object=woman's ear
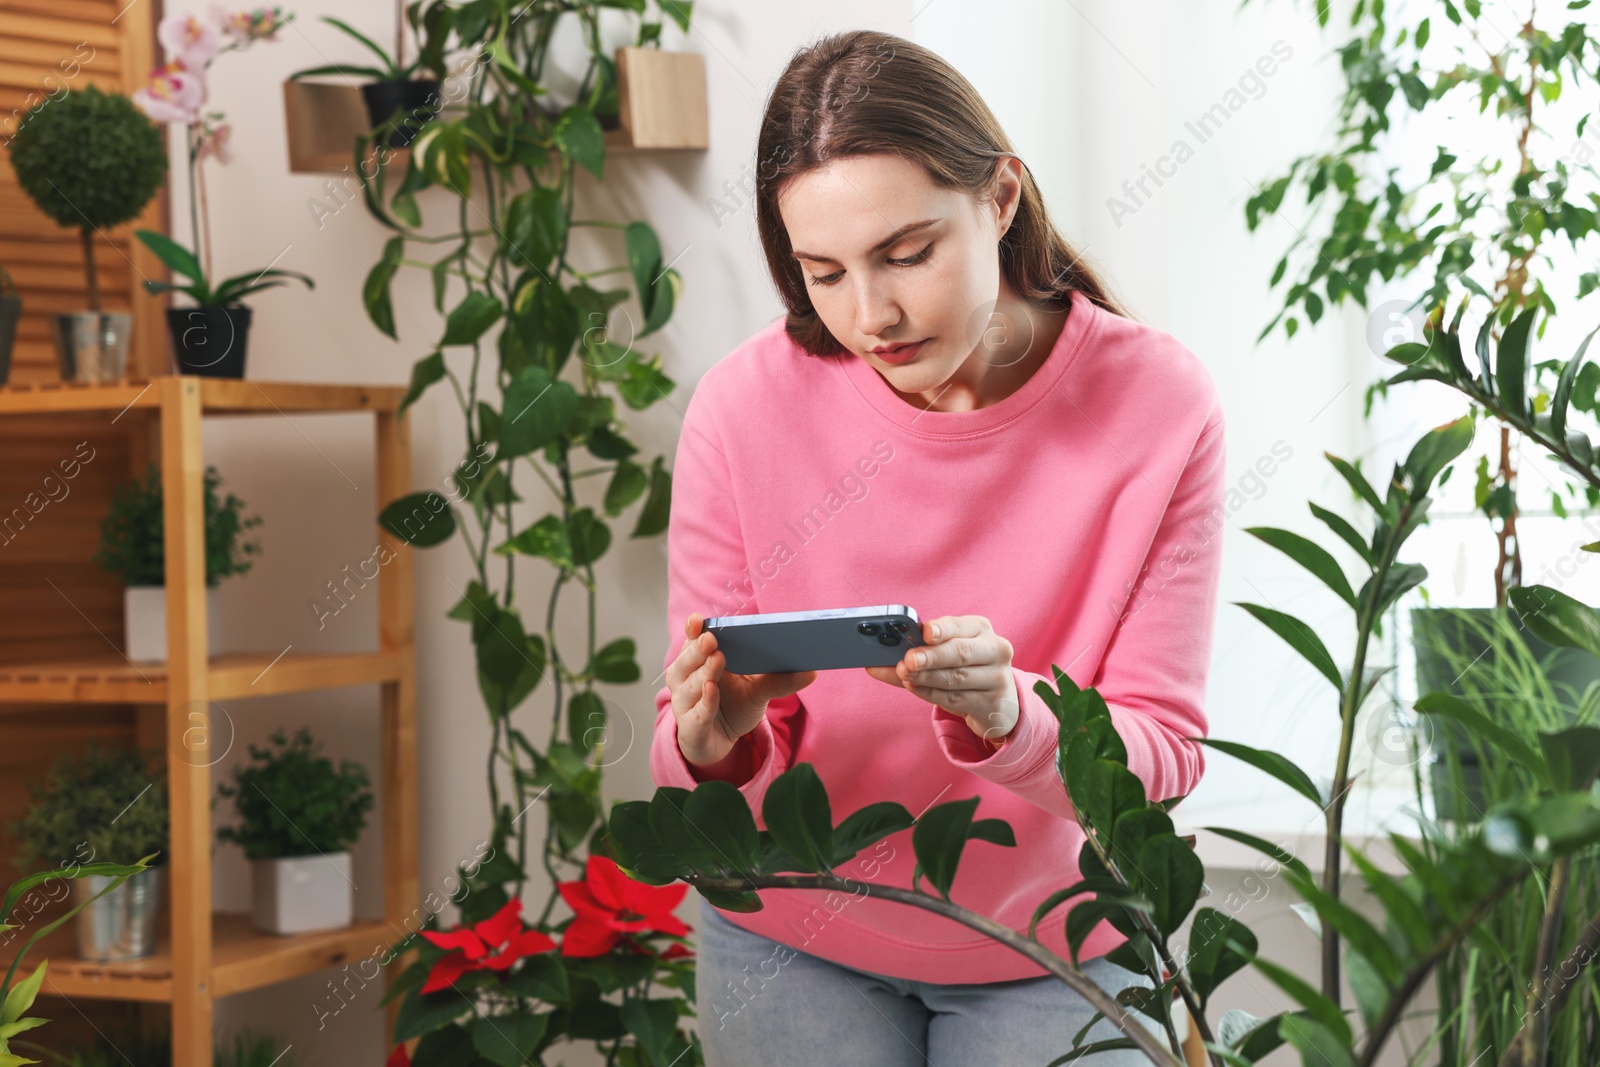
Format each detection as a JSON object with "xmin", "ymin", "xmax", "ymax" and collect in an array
[{"xmin": 992, "ymin": 155, "xmax": 1024, "ymax": 239}]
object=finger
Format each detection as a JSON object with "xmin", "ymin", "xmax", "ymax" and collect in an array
[
  {"xmin": 905, "ymin": 662, "xmax": 1009, "ymax": 695},
  {"xmin": 863, "ymin": 665, "xmax": 905, "ymax": 687}
]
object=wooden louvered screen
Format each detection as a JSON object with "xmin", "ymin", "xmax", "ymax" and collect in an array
[{"xmin": 1, "ymin": 0, "xmax": 167, "ymax": 382}]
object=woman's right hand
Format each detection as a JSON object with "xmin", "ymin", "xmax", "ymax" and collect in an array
[{"xmin": 667, "ymin": 612, "xmax": 818, "ymax": 768}]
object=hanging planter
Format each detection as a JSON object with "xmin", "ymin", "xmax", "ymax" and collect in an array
[{"xmin": 287, "ymin": 14, "xmax": 447, "ymax": 160}]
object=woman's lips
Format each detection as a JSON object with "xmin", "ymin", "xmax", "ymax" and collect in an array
[{"xmin": 873, "ymin": 339, "xmax": 927, "ymax": 364}]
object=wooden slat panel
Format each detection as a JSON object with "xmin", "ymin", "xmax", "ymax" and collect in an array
[
  {"xmin": 0, "ymin": 12, "xmax": 121, "ymax": 50},
  {"xmin": 0, "ymin": 0, "xmax": 122, "ymax": 24}
]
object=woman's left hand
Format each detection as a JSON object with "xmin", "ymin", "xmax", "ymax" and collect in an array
[{"xmin": 864, "ymin": 614, "xmax": 1019, "ymax": 748}]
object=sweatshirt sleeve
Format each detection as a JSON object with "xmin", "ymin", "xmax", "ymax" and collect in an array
[
  {"xmin": 929, "ymin": 411, "xmax": 1228, "ymax": 818},
  {"xmin": 648, "ymin": 384, "xmax": 805, "ymax": 820}
]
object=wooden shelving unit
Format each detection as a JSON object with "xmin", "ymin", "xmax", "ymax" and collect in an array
[{"xmin": 0, "ymin": 377, "xmax": 417, "ymax": 1067}]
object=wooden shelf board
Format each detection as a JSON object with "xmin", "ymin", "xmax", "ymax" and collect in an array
[
  {"xmin": 37, "ymin": 912, "xmax": 393, "ymax": 1002},
  {"xmin": 0, "ymin": 378, "xmax": 403, "ymax": 416},
  {"xmin": 0, "ymin": 650, "xmax": 405, "ymax": 703}
]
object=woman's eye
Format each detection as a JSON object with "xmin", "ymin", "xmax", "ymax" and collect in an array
[{"xmin": 806, "ymin": 246, "xmax": 931, "ymax": 288}]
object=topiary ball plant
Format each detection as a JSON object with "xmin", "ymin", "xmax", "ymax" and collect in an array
[
  {"xmin": 9, "ymin": 743, "xmax": 169, "ymax": 869},
  {"xmin": 217, "ymin": 728, "xmax": 374, "ymax": 860},
  {"xmin": 6, "ymin": 84, "xmax": 167, "ymax": 311},
  {"xmin": 94, "ymin": 463, "xmax": 263, "ymax": 588}
]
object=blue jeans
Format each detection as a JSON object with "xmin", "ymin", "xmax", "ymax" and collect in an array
[{"xmin": 693, "ymin": 897, "xmax": 1163, "ymax": 1066}]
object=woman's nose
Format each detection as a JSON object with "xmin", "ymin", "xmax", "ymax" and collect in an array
[{"xmin": 853, "ymin": 276, "xmax": 901, "ymax": 339}]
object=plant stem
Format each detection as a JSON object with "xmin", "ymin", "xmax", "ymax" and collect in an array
[
  {"xmin": 686, "ymin": 873, "xmax": 1186, "ymax": 1067},
  {"xmin": 80, "ymin": 227, "xmax": 99, "ymax": 313},
  {"xmin": 1500, "ymin": 856, "xmax": 1572, "ymax": 1067}
]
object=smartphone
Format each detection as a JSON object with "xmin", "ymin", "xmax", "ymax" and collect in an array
[{"xmin": 703, "ymin": 605, "xmax": 925, "ymax": 675}]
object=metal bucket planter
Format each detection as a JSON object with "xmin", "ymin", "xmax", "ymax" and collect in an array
[
  {"xmin": 53, "ymin": 311, "xmax": 132, "ymax": 382},
  {"xmin": 73, "ymin": 864, "xmax": 163, "ymax": 962}
]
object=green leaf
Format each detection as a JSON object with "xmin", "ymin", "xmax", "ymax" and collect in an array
[
  {"xmin": 830, "ymin": 801, "xmax": 914, "ymax": 865},
  {"xmin": 1414, "ymin": 692, "xmax": 1546, "ymax": 783},
  {"xmin": 1, "ymin": 961, "xmax": 45, "ymax": 1026},
  {"xmin": 364, "ymin": 236, "xmax": 404, "ymax": 339},
  {"xmin": 320, "ymin": 15, "xmax": 402, "ymax": 77},
  {"xmin": 1197, "ymin": 740, "xmax": 1322, "ymax": 806},
  {"xmin": 1236, "ymin": 603, "xmax": 1344, "ymax": 690},
  {"xmin": 1496, "ymin": 304, "xmax": 1539, "ymax": 418},
  {"xmin": 631, "ymin": 457, "xmax": 671, "ymax": 538},
  {"xmin": 625, "ymin": 222, "xmax": 678, "ymax": 336},
  {"xmin": 442, "ymin": 291, "xmax": 503, "ymax": 346},
  {"xmin": 503, "ymin": 186, "xmax": 567, "ymax": 276},
  {"xmin": 471, "ymin": 1013, "xmax": 547, "ymax": 1067},
  {"xmin": 1245, "ymin": 527, "xmax": 1357, "ymax": 608},
  {"xmin": 1186, "ymin": 908, "xmax": 1258, "ymax": 1003},
  {"xmin": 568, "ymin": 507, "xmax": 611, "ymax": 567},
  {"xmin": 1279, "ymin": 1016, "xmax": 1354, "ymax": 1067},
  {"xmin": 1140, "ymin": 834, "xmax": 1204, "ymax": 936},
  {"xmin": 1199, "ymin": 827, "xmax": 1311, "ymax": 880},
  {"xmin": 620, "ymin": 997, "xmax": 678, "ymax": 1066},
  {"xmin": 401, "ymin": 351, "xmax": 445, "ymax": 412},
  {"xmin": 569, "ymin": 690, "xmax": 607, "ymax": 754},
  {"xmin": 1402, "ymin": 415, "xmax": 1474, "ymax": 500},
  {"xmin": 912, "ymin": 797, "xmax": 980, "ymax": 901},
  {"xmin": 605, "ymin": 800, "xmax": 690, "ymax": 885},
  {"xmin": 135, "ymin": 229, "xmax": 206, "ymax": 285},
  {"xmin": 685, "ymin": 781, "xmax": 761, "ymax": 874},
  {"xmin": 1552, "ymin": 324, "xmax": 1600, "ymax": 441},
  {"xmin": 379, "ymin": 491, "xmax": 457, "ymax": 547},
  {"xmin": 394, "ymin": 988, "xmax": 470, "ymax": 1041},
  {"xmin": 762, "ymin": 764, "xmax": 834, "ymax": 872},
  {"xmin": 557, "ymin": 105, "xmax": 606, "ymax": 179},
  {"xmin": 1539, "ymin": 725, "xmax": 1600, "ymax": 792},
  {"xmin": 500, "ymin": 366, "xmax": 580, "ymax": 458},
  {"xmin": 591, "ymin": 637, "xmax": 639, "ymax": 683},
  {"xmin": 1252, "ymin": 956, "xmax": 1351, "ymax": 1044},
  {"xmin": 497, "ymin": 515, "xmax": 572, "ymax": 568},
  {"xmin": 603, "ymin": 460, "xmax": 648, "ymax": 516},
  {"xmin": 1510, "ymin": 583, "xmax": 1600, "ymax": 663}
]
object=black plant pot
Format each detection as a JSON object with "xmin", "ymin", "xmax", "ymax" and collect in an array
[
  {"xmin": 167, "ymin": 305, "xmax": 251, "ymax": 379},
  {"xmin": 361, "ymin": 79, "xmax": 442, "ymax": 148},
  {"xmin": 1411, "ymin": 605, "xmax": 1598, "ymax": 822},
  {"xmin": 0, "ymin": 293, "xmax": 20, "ymax": 386}
]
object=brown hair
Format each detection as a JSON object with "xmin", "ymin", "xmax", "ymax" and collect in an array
[{"xmin": 754, "ymin": 30, "xmax": 1133, "ymax": 358}]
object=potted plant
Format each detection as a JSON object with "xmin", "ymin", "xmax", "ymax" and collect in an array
[
  {"xmin": 132, "ymin": 8, "xmax": 313, "ymax": 379},
  {"xmin": 93, "ymin": 463, "xmax": 263, "ymax": 663},
  {"xmin": 289, "ymin": 10, "xmax": 448, "ymax": 149},
  {"xmin": 4, "ymin": 85, "xmax": 166, "ymax": 383},
  {"xmin": 9, "ymin": 744, "xmax": 168, "ymax": 962},
  {"xmin": 217, "ymin": 728, "xmax": 374, "ymax": 935},
  {"xmin": 0, "ymin": 265, "xmax": 20, "ymax": 386}
]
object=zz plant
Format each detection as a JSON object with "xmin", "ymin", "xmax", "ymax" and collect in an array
[{"xmin": 361, "ymin": 1, "xmax": 693, "ymax": 1063}]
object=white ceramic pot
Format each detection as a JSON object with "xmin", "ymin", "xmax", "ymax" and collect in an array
[
  {"xmin": 123, "ymin": 586, "xmax": 223, "ymax": 663},
  {"xmin": 252, "ymin": 852, "xmax": 353, "ymax": 935}
]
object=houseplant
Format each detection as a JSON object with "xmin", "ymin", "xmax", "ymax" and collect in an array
[
  {"xmin": 132, "ymin": 7, "xmax": 313, "ymax": 378},
  {"xmin": 0, "ymin": 856, "xmax": 153, "ymax": 1065},
  {"xmin": 0, "ymin": 264, "xmax": 19, "ymax": 386},
  {"xmin": 349, "ymin": 0, "xmax": 698, "ymax": 1061},
  {"xmin": 289, "ymin": 11, "xmax": 449, "ymax": 149},
  {"xmin": 9, "ymin": 744, "xmax": 168, "ymax": 963},
  {"xmin": 217, "ymin": 727, "xmax": 374, "ymax": 935},
  {"xmin": 4, "ymin": 84, "xmax": 166, "ymax": 382},
  {"xmin": 93, "ymin": 462, "xmax": 263, "ymax": 663}
]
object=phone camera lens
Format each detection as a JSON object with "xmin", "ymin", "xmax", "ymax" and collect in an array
[
  {"xmin": 857, "ymin": 622, "xmax": 881, "ymax": 636},
  {"xmin": 888, "ymin": 620, "xmax": 908, "ymax": 633},
  {"xmin": 878, "ymin": 632, "xmax": 901, "ymax": 646}
]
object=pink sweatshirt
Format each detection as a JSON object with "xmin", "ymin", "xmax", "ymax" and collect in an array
[{"xmin": 649, "ymin": 288, "xmax": 1226, "ymax": 982}]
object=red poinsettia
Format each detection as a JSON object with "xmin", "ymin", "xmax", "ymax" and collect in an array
[
  {"xmin": 386, "ymin": 1044, "xmax": 410, "ymax": 1067},
  {"xmin": 557, "ymin": 854, "xmax": 693, "ymax": 957},
  {"xmin": 418, "ymin": 898, "xmax": 557, "ymax": 993}
]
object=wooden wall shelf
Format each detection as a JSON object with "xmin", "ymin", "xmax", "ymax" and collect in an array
[
  {"xmin": 0, "ymin": 376, "xmax": 418, "ymax": 1066},
  {"xmin": 38, "ymin": 913, "xmax": 393, "ymax": 1003}
]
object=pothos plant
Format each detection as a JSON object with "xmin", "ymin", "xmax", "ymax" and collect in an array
[
  {"xmin": 605, "ymin": 414, "xmax": 1600, "ymax": 1067},
  {"xmin": 360, "ymin": 1, "xmax": 697, "ymax": 1064},
  {"xmin": 1241, "ymin": 0, "xmax": 1600, "ymax": 607}
]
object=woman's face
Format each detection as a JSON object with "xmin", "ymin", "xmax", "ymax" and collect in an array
[{"xmin": 778, "ymin": 153, "xmax": 1023, "ymax": 397}]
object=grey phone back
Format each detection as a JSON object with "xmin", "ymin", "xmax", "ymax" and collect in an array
[{"xmin": 704, "ymin": 605, "xmax": 924, "ymax": 674}]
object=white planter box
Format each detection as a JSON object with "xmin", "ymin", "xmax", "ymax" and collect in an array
[
  {"xmin": 252, "ymin": 852, "xmax": 354, "ymax": 935},
  {"xmin": 123, "ymin": 586, "xmax": 223, "ymax": 663}
]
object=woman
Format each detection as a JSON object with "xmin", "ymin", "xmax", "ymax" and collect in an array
[{"xmin": 649, "ymin": 28, "xmax": 1226, "ymax": 1065}]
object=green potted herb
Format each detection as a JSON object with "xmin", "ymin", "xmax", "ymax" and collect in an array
[
  {"xmin": 0, "ymin": 265, "xmax": 20, "ymax": 386},
  {"xmin": 289, "ymin": 11, "xmax": 449, "ymax": 148},
  {"xmin": 217, "ymin": 728, "xmax": 374, "ymax": 935},
  {"xmin": 9, "ymin": 744, "xmax": 168, "ymax": 962},
  {"xmin": 94, "ymin": 463, "xmax": 263, "ymax": 663},
  {"xmin": 5, "ymin": 85, "xmax": 166, "ymax": 382}
]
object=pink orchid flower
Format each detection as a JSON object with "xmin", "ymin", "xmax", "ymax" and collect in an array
[
  {"xmin": 212, "ymin": 5, "xmax": 289, "ymax": 43},
  {"xmin": 132, "ymin": 63, "xmax": 206, "ymax": 125},
  {"xmin": 158, "ymin": 13, "xmax": 223, "ymax": 70}
]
